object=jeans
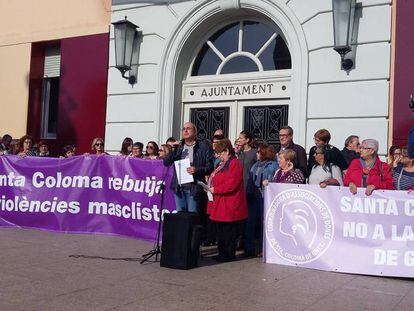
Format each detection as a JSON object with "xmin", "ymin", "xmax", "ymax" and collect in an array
[
  {"xmin": 245, "ymin": 191, "xmax": 264, "ymax": 254},
  {"xmin": 174, "ymin": 189, "xmax": 198, "ymax": 213}
]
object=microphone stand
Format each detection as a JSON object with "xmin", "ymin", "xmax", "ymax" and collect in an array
[{"xmin": 140, "ymin": 163, "xmax": 170, "ymax": 264}]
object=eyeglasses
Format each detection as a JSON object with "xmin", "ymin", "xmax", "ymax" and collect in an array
[
  {"xmin": 182, "ymin": 127, "xmax": 193, "ymax": 131},
  {"xmin": 95, "ymin": 143, "xmax": 104, "ymax": 147},
  {"xmin": 146, "ymin": 146, "xmax": 154, "ymax": 149}
]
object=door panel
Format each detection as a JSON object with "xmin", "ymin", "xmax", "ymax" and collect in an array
[
  {"xmin": 183, "ymin": 101, "xmax": 237, "ymax": 142},
  {"xmin": 183, "ymin": 99, "xmax": 289, "ymax": 144},
  {"xmin": 190, "ymin": 107, "xmax": 230, "ymax": 140},
  {"xmin": 243, "ymin": 105, "xmax": 288, "ymax": 144}
]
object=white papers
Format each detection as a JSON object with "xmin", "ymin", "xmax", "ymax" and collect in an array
[
  {"xmin": 197, "ymin": 181, "xmax": 214, "ymax": 202},
  {"xmin": 174, "ymin": 158, "xmax": 194, "ymax": 185}
]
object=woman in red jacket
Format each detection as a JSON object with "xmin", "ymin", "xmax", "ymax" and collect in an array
[
  {"xmin": 209, "ymin": 139, "xmax": 248, "ymax": 262},
  {"xmin": 344, "ymin": 139, "xmax": 393, "ymax": 195}
]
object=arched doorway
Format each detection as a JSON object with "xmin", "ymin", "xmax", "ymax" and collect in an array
[
  {"xmin": 157, "ymin": 1, "xmax": 308, "ymax": 146},
  {"xmin": 182, "ymin": 19, "xmax": 292, "ymax": 144}
]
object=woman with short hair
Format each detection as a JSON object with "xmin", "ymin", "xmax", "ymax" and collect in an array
[
  {"xmin": 307, "ymin": 129, "xmax": 347, "ymax": 176},
  {"xmin": 208, "ymin": 139, "xmax": 248, "ymax": 262},
  {"xmin": 393, "ymin": 147, "xmax": 414, "ymax": 191},
  {"xmin": 91, "ymin": 137, "xmax": 108, "ymax": 155},
  {"xmin": 18, "ymin": 135, "xmax": 36, "ymax": 157},
  {"xmin": 130, "ymin": 142, "xmax": 144, "ymax": 158},
  {"xmin": 344, "ymin": 139, "xmax": 393, "ymax": 195},
  {"xmin": 388, "ymin": 145, "xmax": 402, "ymax": 168},
  {"xmin": 268, "ymin": 149, "xmax": 305, "ymax": 184},
  {"xmin": 62, "ymin": 145, "xmax": 75, "ymax": 158}
]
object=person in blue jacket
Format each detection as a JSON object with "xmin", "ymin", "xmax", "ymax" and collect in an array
[{"xmin": 244, "ymin": 143, "xmax": 278, "ymax": 257}]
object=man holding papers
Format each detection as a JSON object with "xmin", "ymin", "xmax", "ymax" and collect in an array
[{"xmin": 163, "ymin": 122, "xmax": 214, "ymax": 213}]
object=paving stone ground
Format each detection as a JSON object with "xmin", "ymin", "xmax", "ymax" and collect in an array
[{"xmin": 1, "ymin": 227, "xmax": 414, "ymax": 311}]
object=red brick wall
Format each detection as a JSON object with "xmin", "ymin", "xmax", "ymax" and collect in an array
[{"xmin": 392, "ymin": 0, "xmax": 414, "ymax": 147}]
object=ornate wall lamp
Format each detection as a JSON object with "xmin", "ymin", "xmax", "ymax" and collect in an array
[
  {"xmin": 112, "ymin": 17, "xmax": 140, "ymax": 85},
  {"xmin": 332, "ymin": 0, "xmax": 356, "ymax": 70}
]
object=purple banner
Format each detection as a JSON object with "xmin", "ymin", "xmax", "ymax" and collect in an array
[
  {"xmin": 0, "ymin": 155, "xmax": 176, "ymax": 240},
  {"xmin": 264, "ymin": 183, "xmax": 414, "ymax": 278}
]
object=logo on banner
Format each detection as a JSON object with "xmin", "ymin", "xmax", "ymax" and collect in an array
[{"xmin": 265, "ymin": 189, "xmax": 334, "ymax": 264}]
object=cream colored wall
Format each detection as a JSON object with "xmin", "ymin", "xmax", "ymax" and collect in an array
[
  {"xmin": 0, "ymin": 0, "xmax": 111, "ymax": 46},
  {"xmin": 0, "ymin": 44, "xmax": 31, "ymax": 138},
  {"xmin": 0, "ymin": 0, "xmax": 111, "ymax": 137}
]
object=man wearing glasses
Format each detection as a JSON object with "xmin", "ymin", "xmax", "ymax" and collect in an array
[
  {"xmin": 163, "ymin": 122, "xmax": 214, "ymax": 213},
  {"xmin": 275, "ymin": 126, "xmax": 307, "ymax": 178}
]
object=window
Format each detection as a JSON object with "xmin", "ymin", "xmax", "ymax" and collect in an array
[
  {"xmin": 41, "ymin": 46, "xmax": 61, "ymax": 139},
  {"xmin": 190, "ymin": 107, "xmax": 230, "ymax": 140},
  {"xmin": 244, "ymin": 105, "xmax": 289, "ymax": 144},
  {"xmin": 191, "ymin": 21, "xmax": 291, "ymax": 76}
]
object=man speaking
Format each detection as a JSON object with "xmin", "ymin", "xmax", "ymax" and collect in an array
[{"xmin": 163, "ymin": 122, "xmax": 214, "ymax": 213}]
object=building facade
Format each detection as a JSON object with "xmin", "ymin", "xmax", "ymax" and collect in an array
[{"xmin": 107, "ymin": 0, "xmax": 413, "ymax": 156}]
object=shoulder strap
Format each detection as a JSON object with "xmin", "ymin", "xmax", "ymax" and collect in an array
[{"xmin": 379, "ymin": 161, "xmax": 383, "ymax": 182}]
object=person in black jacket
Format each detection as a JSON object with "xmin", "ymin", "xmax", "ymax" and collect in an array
[
  {"xmin": 163, "ymin": 122, "xmax": 214, "ymax": 213},
  {"xmin": 274, "ymin": 126, "xmax": 307, "ymax": 178},
  {"xmin": 307, "ymin": 129, "xmax": 347, "ymax": 177},
  {"xmin": 341, "ymin": 135, "xmax": 360, "ymax": 166}
]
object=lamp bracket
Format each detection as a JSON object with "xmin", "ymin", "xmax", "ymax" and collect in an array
[
  {"xmin": 334, "ymin": 46, "xmax": 353, "ymax": 71},
  {"xmin": 120, "ymin": 69, "xmax": 136, "ymax": 86}
]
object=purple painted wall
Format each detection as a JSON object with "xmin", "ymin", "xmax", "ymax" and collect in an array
[
  {"xmin": 58, "ymin": 33, "xmax": 109, "ymax": 154},
  {"xmin": 28, "ymin": 33, "xmax": 109, "ymax": 155},
  {"xmin": 393, "ymin": 0, "xmax": 414, "ymax": 146}
]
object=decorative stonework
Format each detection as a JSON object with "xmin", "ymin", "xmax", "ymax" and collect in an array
[{"xmin": 218, "ymin": 0, "xmax": 241, "ymax": 11}]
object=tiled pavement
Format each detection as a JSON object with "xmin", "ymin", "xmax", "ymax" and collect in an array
[{"xmin": 1, "ymin": 228, "xmax": 413, "ymax": 311}]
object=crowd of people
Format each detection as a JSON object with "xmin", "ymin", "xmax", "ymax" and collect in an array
[
  {"xmin": 1, "ymin": 123, "xmax": 414, "ymax": 263},
  {"xmin": 161, "ymin": 122, "xmax": 414, "ymax": 262},
  {"xmin": 0, "ymin": 134, "xmax": 175, "ymax": 160}
]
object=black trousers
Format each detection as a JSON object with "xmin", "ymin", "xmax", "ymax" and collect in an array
[{"xmin": 216, "ymin": 220, "xmax": 243, "ymax": 260}]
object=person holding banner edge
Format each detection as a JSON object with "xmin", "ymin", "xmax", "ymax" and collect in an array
[
  {"xmin": 264, "ymin": 149, "xmax": 305, "ymax": 185},
  {"xmin": 344, "ymin": 139, "xmax": 393, "ymax": 195},
  {"xmin": 308, "ymin": 145, "xmax": 343, "ymax": 187}
]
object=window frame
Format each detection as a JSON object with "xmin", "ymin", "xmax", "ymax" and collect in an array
[
  {"xmin": 189, "ymin": 19, "xmax": 290, "ymax": 77},
  {"xmin": 41, "ymin": 77, "xmax": 59, "ymax": 139}
]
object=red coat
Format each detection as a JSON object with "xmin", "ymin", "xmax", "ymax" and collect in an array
[
  {"xmin": 209, "ymin": 157, "xmax": 248, "ymax": 222},
  {"xmin": 344, "ymin": 158, "xmax": 394, "ymax": 190}
]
